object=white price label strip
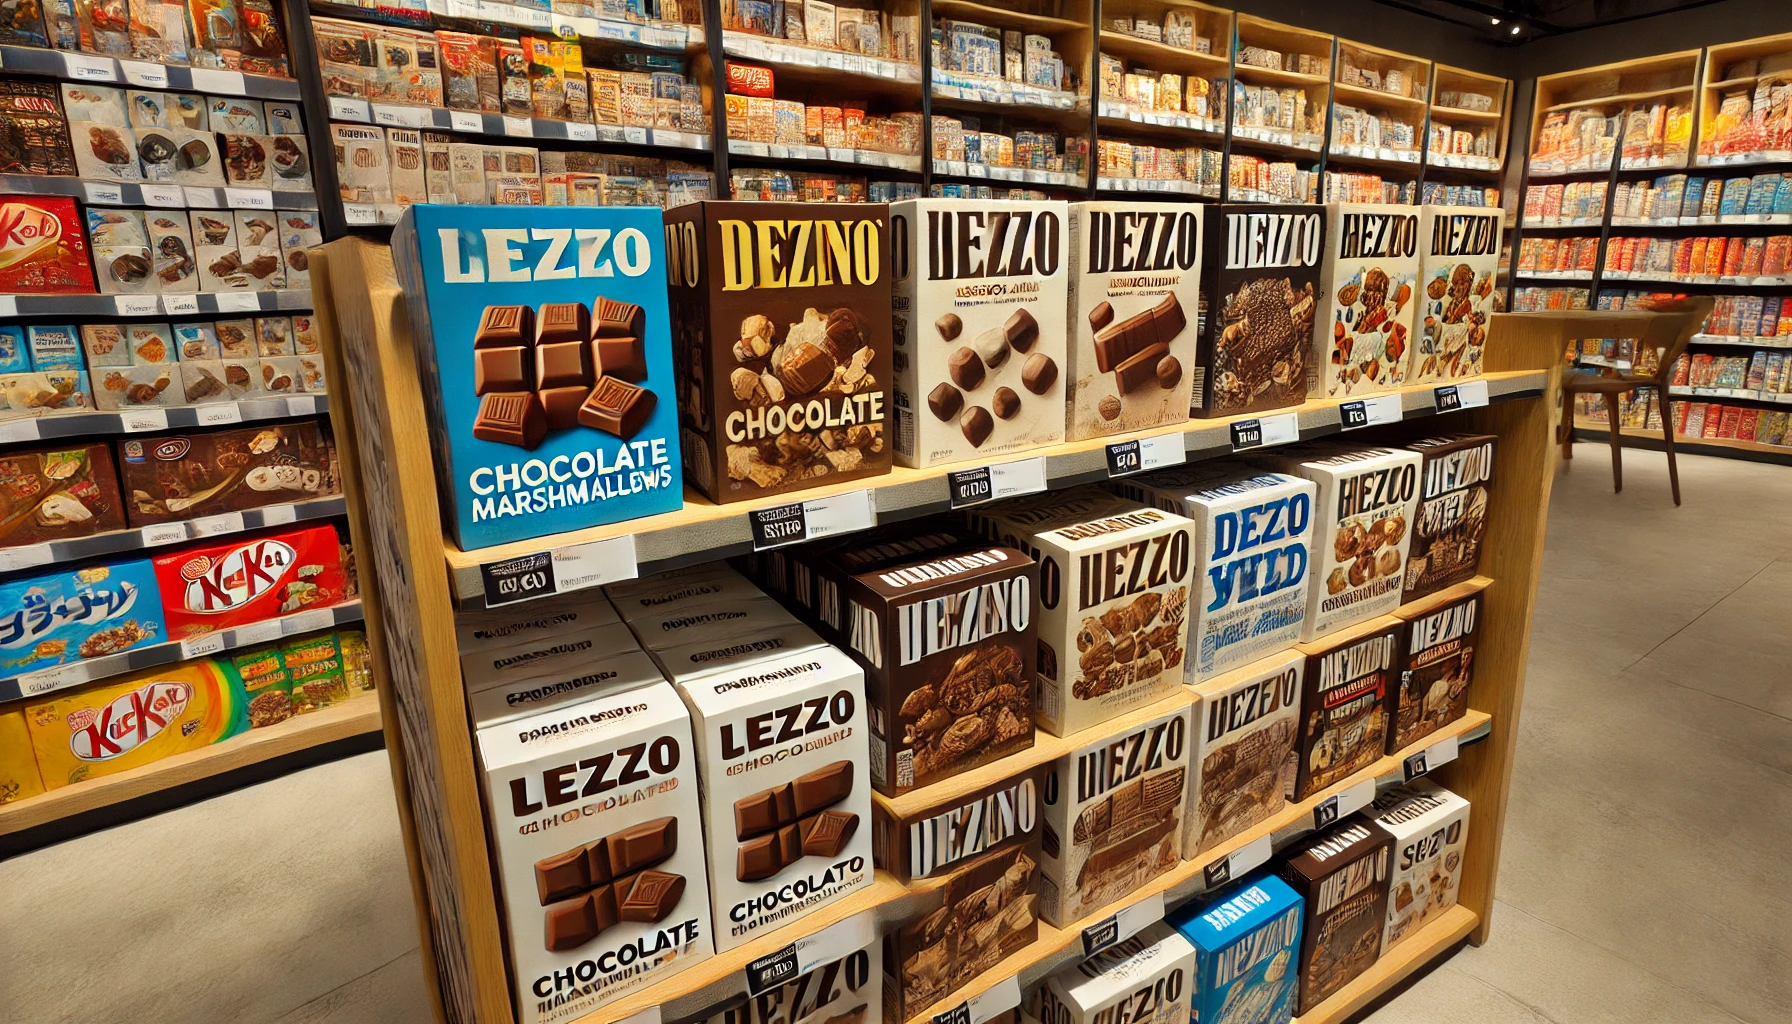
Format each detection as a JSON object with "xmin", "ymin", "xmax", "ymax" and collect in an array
[
  {"xmin": 115, "ymin": 294, "xmax": 160, "ymax": 316},
  {"xmin": 140, "ymin": 184, "xmax": 184, "ymax": 207},
  {"xmin": 343, "ymin": 203, "xmax": 378, "ymax": 226},
  {"xmin": 283, "ymin": 607, "xmax": 337, "ymax": 636},
  {"xmin": 934, "ymin": 975, "xmax": 1023, "ymax": 1024},
  {"xmin": 1106, "ymin": 433, "xmax": 1185, "ymax": 477},
  {"xmin": 161, "ymin": 294, "xmax": 201, "ymax": 316},
  {"xmin": 286, "ymin": 395, "xmax": 319, "ymax": 416},
  {"xmin": 503, "ymin": 115, "xmax": 534, "ymax": 137},
  {"xmin": 0, "ymin": 296, "xmax": 14, "ymax": 318},
  {"xmin": 259, "ymin": 504, "xmax": 298, "ymax": 527},
  {"xmin": 1081, "ymin": 890, "xmax": 1166, "ymax": 955},
  {"xmin": 1404, "ymin": 733, "xmax": 1461, "ymax": 781},
  {"xmin": 139, "ymin": 523, "xmax": 189, "ymax": 547},
  {"xmin": 22, "ymin": 662, "xmax": 90, "ymax": 696},
  {"xmin": 233, "ymin": 620, "xmax": 283, "ymax": 646},
  {"xmin": 746, "ymin": 910, "xmax": 876, "ymax": 995},
  {"xmin": 1433, "ymin": 379, "xmax": 1490, "ymax": 412},
  {"xmin": 120, "ymin": 409, "xmax": 169, "ymax": 433},
  {"xmin": 1231, "ymin": 411, "xmax": 1300, "ymax": 451},
  {"xmin": 947, "ymin": 456, "xmax": 1046, "ymax": 508},
  {"xmin": 224, "ymin": 187, "xmax": 273, "ymax": 209},
  {"xmin": 0, "ymin": 543, "xmax": 53, "ymax": 573},
  {"xmin": 215, "ymin": 292, "xmax": 261, "ymax": 312},
  {"xmin": 188, "ymin": 511, "xmax": 246, "ymax": 537},
  {"xmin": 83, "ymin": 181, "xmax": 126, "ymax": 205},
  {"xmin": 118, "ymin": 59, "xmax": 169, "ymax": 87},
  {"xmin": 188, "ymin": 68, "xmax": 245, "ymax": 95},
  {"xmin": 1204, "ymin": 833, "xmax": 1273, "ymax": 889},
  {"xmin": 1338, "ymin": 392, "xmax": 1403, "ymax": 431},
  {"xmin": 798, "ymin": 489, "xmax": 874, "ymax": 543},
  {"xmin": 197, "ymin": 403, "xmax": 243, "ymax": 425},
  {"xmin": 180, "ymin": 633, "xmax": 227, "ymax": 660},
  {"xmin": 63, "ymin": 52, "xmax": 117, "ymax": 81},
  {"xmin": 0, "ymin": 419, "xmax": 39, "ymax": 442},
  {"xmin": 450, "ymin": 110, "xmax": 484, "ymax": 133},
  {"xmin": 372, "ymin": 104, "xmax": 429, "ymax": 128},
  {"xmin": 329, "ymin": 96, "xmax": 372, "ymax": 122},
  {"xmin": 183, "ymin": 185, "xmax": 221, "ymax": 207},
  {"xmin": 1312, "ymin": 778, "xmax": 1378, "ymax": 830},
  {"xmin": 549, "ymin": 534, "xmax": 638, "ymax": 594},
  {"xmin": 566, "ymin": 122, "xmax": 596, "ymax": 141}
]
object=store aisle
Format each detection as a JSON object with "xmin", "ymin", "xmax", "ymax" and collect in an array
[
  {"xmin": 1, "ymin": 446, "xmax": 1787, "ymax": 1024},
  {"xmin": 1366, "ymin": 446, "xmax": 1792, "ymax": 1024}
]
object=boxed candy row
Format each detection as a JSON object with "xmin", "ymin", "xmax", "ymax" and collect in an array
[
  {"xmin": 0, "ymin": 520, "xmax": 353, "ymax": 677},
  {"xmin": 726, "ymin": 0, "xmax": 921, "ymax": 64},
  {"xmin": 0, "ymin": 627, "xmax": 369, "ymax": 803},
  {"xmin": 0, "ymin": 0, "xmax": 290, "ymax": 75}
]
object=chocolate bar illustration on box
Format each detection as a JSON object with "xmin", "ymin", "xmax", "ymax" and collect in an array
[
  {"xmin": 1191, "ymin": 205, "xmax": 1324, "ymax": 417},
  {"xmin": 1391, "ymin": 590, "xmax": 1480, "ymax": 752},
  {"xmin": 1186, "ymin": 650, "xmax": 1301, "ymax": 855},
  {"xmin": 1291, "ymin": 616, "xmax": 1398, "ymax": 800},
  {"xmin": 884, "ymin": 840, "xmax": 1040, "ymax": 1023},
  {"xmin": 1275, "ymin": 817, "xmax": 1394, "ymax": 1015},
  {"xmin": 536, "ymin": 816, "xmax": 686, "ymax": 950},
  {"xmin": 1066, "ymin": 202, "xmax": 1204, "ymax": 440},
  {"xmin": 392, "ymin": 205, "xmax": 682, "ymax": 549}
]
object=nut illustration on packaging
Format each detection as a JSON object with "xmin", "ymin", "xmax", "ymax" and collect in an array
[
  {"xmin": 1320, "ymin": 205, "xmax": 1422, "ymax": 397},
  {"xmin": 1414, "ymin": 208, "xmax": 1500, "ymax": 384}
]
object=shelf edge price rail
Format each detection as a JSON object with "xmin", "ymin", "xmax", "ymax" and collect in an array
[{"xmin": 477, "ymin": 534, "xmax": 639, "ymax": 607}]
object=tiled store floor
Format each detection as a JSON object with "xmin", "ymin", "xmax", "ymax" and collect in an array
[{"xmin": 3, "ymin": 445, "xmax": 1788, "ymax": 1024}]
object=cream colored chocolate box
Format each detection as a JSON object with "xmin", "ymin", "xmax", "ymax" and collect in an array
[
  {"xmin": 890, "ymin": 199, "xmax": 1069, "ymax": 467},
  {"xmin": 1313, "ymin": 203, "xmax": 1421, "ymax": 397},
  {"xmin": 970, "ymin": 488, "xmax": 1193, "ymax": 736},
  {"xmin": 1411, "ymin": 207, "xmax": 1500, "ymax": 384},
  {"xmin": 1369, "ymin": 779, "xmax": 1469, "ymax": 950},
  {"xmin": 1065, "ymin": 202, "xmax": 1203, "ymax": 440},
  {"xmin": 1186, "ymin": 650, "xmax": 1300, "ymax": 855},
  {"xmin": 1251, "ymin": 444, "xmax": 1420, "ymax": 640},
  {"xmin": 1031, "ymin": 922, "xmax": 1197, "ymax": 1024},
  {"xmin": 1038, "ymin": 702, "xmax": 1190, "ymax": 925}
]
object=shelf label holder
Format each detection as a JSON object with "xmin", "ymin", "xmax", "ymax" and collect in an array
[
  {"xmin": 1339, "ymin": 393, "xmax": 1403, "ymax": 431},
  {"xmin": 1106, "ymin": 434, "xmax": 1183, "ymax": 477},
  {"xmin": 1231, "ymin": 412, "xmax": 1299, "ymax": 451},
  {"xmin": 947, "ymin": 456, "xmax": 1046, "ymax": 509},
  {"xmin": 1079, "ymin": 890, "xmax": 1166, "ymax": 957}
]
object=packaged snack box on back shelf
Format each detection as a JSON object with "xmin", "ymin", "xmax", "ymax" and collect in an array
[
  {"xmin": 1412, "ymin": 207, "xmax": 1500, "ymax": 385},
  {"xmin": 663, "ymin": 201, "xmax": 893, "ymax": 503},
  {"xmin": 1064, "ymin": 201, "xmax": 1205, "ymax": 441},
  {"xmin": 0, "ymin": 559, "xmax": 162, "ymax": 676},
  {"xmin": 1400, "ymin": 434, "xmax": 1495, "ymax": 603},
  {"xmin": 1036, "ymin": 699, "xmax": 1191, "ymax": 925},
  {"xmin": 888, "ymin": 199, "xmax": 1068, "ymax": 467},
  {"xmin": 0, "ymin": 443, "xmax": 127, "ymax": 548},
  {"xmin": 1369, "ymin": 780, "xmax": 1469, "ymax": 950},
  {"xmin": 392, "ymin": 204, "xmax": 683, "ymax": 549},
  {"xmin": 1315, "ymin": 204, "xmax": 1421, "ymax": 398},
  {"xmin": 1031, "ymin": 921, "xmax": 1196, "ymax": 1024},
  {"xmin": 1166, "ymin": 872, "xmax": 1304, "ymax": 1024},
  {"xmin": 1275, "ymin": 816, "xmax": 1395, "ymax": 1015},
  {"xmin": 672, "ymin": 643, "xmax": 876, "ymax": 952},
  {"xmin": 1108, "ymin": 465, "xmax": 1316, "ymax": 684},
  {"xmin": 118, "ymin": 420, "xmax": 339, "ymax": 527},
  {"xmin": 1249, "ymin": 444, "xmax": 1421, "ymax": 640},
  {"xmin": 1390, "ymin": 589, "xmax": 1480, "ymax": 753},
  {"xmin": 1185, "ymin": 649, "xmax": 1301, "ymax": 856},
  {"xmin": 150, "ymin": 522, "xmax": 348, "ymax": 639},
  {"xmin": 1193, "ymin": 205, "xmax": 1325, "ymax": 417},
  {"xmin": 968, "ymin": 488, "xmax": 1192, "ymax": 737},
  {"xmin": 476, "ymin": 679, "xmax": 713, "ymax": 1024},
  {"xmin": 23, "ymin": 659, "xmax": 248, "ymax": 789}
]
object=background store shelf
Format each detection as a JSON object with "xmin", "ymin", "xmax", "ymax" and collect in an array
[
  {"xmin": 0, "ymin": 291, "xmax": 314, "ymax": 317},
  {"xmin": 325, "ymin": 96, "xmax": 713, "ymax": 151},
  {"xmin": 0, "ymin": 44, "xmax": 300, "ymax": 97},
  {"xmin": 0, "ymin": 695, "xmax": 379, "ymax": 838},
  {"xmin": 0, "ymin": 175, "xmax": 319, "ymax": 210},
  {"xmin": 445, "ymin": 371, "xmax": 1545, "ymax": 603},
  {"xmin": 0, "ymin": 495, "xmax": 346, "ymax": 574},
  {"xmin": 0, "ymin": 600, "xmax": 364, "ymax": 702},
  {"xmin": 0, "ymin": 394, "xmax": 328, "ymax": 444}
]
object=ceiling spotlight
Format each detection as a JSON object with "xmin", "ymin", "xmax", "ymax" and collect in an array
[
  {"xmin": 1490, "ymin": 17, "xmax": 1500, "ymax": 24},
  {"xmin": 1510, "ymin": 24, "xmax": 1522, "ymax": 34}
]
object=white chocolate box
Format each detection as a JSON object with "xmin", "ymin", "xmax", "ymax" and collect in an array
[
  {"xmin": 1032, "ymin": 921, "xmax": 1196, "ymax": 1024},
  {"xmin": 1186, "ymin": 649, "xmax": 1301, "ymax": 855},
  {"xmin": 1411, "ymin": 206, "xmax": 1500, "ymax": 385},
  {"xmin": 1314, "ymin": 203, "xmax": 1422, "ymax": 397},
  {"xmin": 1370, "ymin": 780, "xmax": 1470, "ymax": 951}
]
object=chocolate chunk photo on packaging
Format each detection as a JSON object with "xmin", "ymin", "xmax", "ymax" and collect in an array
[
  {"xmin": 60, "ymin": 84, "xmax": 128, "ymax": 125},
  {"xmin": 70, "ymin": 121, "xmax": 143, "ymax": 180},
  {"xmin": 167, "ymin": 128, "xmax": 224, "ymax": 186},
  {"xmin": 220, "ymin": 133, "xmax": 273, "ymax": 188},
  {"xmin": 146, "ymin": 212, "xmax": 198, "ymax": 293},
  {"xmin": 86, "ymin": 208, "xmax": 154, "ymax": 295},
  {"xmin": 127, "ymin": 90, "xmax": 180, "ymax": 129}
]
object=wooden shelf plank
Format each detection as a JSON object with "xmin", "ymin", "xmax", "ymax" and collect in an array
[
  {"xmin": 1293, "ymin": 905, "xmax": 1480, "ymax": 1023},
  {"xmin": 1099, "ymin": 30, "xmax": 1230, "ymax": 72},
  {"xmin": 1332, "ymin": 81, "xmax": 1428, "ymax": 112},
  {"xmin": 0, "ymin": 696, "xmax": 381, "ymax": 836},
  {"xmin": 929, "ymin": 0, "xmax": 1086, "ymax": 35}
]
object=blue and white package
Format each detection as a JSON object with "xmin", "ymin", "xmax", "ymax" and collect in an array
[
  {"xmin": 1169, "ymin": 872, "xmax": 1304, "ymax": 1024},
  {"xmin": 392, "ymin": 204, "xmax": 684, "ymax": 550},
  {"xmin": 1110, "ymin": 464, "xmax": 1316, "ymax": 683},
  {"xmin": 0, "ymin": 559, "xmax": 164, "ymax": 676},
  {"xmin": 0, "ymin": 326, "xmax": 31, "ymax": 374}
]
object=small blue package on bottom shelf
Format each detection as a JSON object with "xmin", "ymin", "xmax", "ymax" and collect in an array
[{"xmin": 1169, "ymin": 872, "xmax": 1305, "ymax": 1024}]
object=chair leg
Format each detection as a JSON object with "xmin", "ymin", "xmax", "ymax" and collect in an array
[
  {"xmin": 1659, "ymin": 395, "xmax": 1681, "ymax": 506},
  {"xmin": 1559, "ymin": 388, "xmax": 1575, "ymax": 459},
  {"xmin": 1603, "ymin": 392, "xmax": 1623, "ymax": 493}
]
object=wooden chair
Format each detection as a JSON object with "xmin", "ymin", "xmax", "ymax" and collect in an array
[{"xmin": 1557, "ymin": 296, "xmax": 1714, "ymax": 506}]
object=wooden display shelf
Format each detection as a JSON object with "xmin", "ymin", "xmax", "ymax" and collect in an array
[
  {"xmin": 0, "ymin": 696, "xmax": 380, "ymax": 837},
  {"xmin": 1571, "ymin": 418, "xmax": 1792, "ymax": 460},
  {"xmin": 1331, "ymin": 81, "xmax": 1428, "ymax": 113},
  {"xmin": 929, "ymin": 0, "xmax": 1088, "ymax": 35},
  {"xmin": 1098, "ymin": 30, "xmax": 1229, "ymax": 73},
  {"xmin": 1698, "ymin": 32, "xmax": 1792, "ymax": 163},
  {"xmin": 442, "ymin": 371, "xmax": 1547, "ymax": 603},
  {"xmin": 901, "ymin": 710, "xmax": 1495, "ymax": 1024},
  {"xmin": 1431, "ymin": 104, "xmax": 1503, "ymax": 123},
  {"xmin": 1529, "ymin": 50, "xmax": 1701, "ymax": 167},
  {"xmin": 1293, "ymin": 905, "xmax": 1480, "ymax": 1023},
  {"xmin": 1231, "ymin": 62, "xmax": 1331, "ymax": 88}
]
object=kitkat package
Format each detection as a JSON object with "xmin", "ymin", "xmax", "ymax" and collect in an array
[
  {"xmin": 0, "ymin": 196, "xmax": 96, "ymax": 294},
  {"xmin": 392, "ymin": 204, "xmax": 683, "ymax": 549},
  {"xmin": 151, "ymin": 523, "xmax": 347, "ymax": 638},
  {"xmin": 24, "ymin": 659, "xmax": 248, "ymax": 789}
]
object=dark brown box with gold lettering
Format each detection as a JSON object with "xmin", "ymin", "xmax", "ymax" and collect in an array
[{"xmin": 663, "ymin": 201, "xmax": 894, "ymax": 503}]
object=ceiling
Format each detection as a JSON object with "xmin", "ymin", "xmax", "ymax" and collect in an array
[{"xmin": 1371, "ymin": 0, "xmax": 1728, "ymax": 41}]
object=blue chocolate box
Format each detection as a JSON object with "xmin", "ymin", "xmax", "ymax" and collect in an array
[{"xmin": 1170, "ymin": 871, "xmax": 1305, "ymax": 1024}]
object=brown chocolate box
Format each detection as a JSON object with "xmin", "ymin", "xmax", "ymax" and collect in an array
[
  {"xmin": 870, "ymin": 764, "xmax": 1045, "ymax": 885},
  {"xmin": 830, "ymin": 542, "xmax": 1039, "ymax": 796},
  {"xmin": 1291, "ymin": 616, "xmax": 1398, "ymax": 801},
  {"xmin": 0, "ymin": 443, "xmax": 126, "ymax": 548},
  {"xmin": 1390, "ymin": 590, "xmax": 1480, "ymax": 752},
  {"xmin": 663, "ymin": 201, "xmax": 894, "ymax": 503},
  {"xmin": 118, "ymin": 420, "xmax": 340, "ymax": 527},
  {"xmin": 1275, "ymin": 816, "xmax": 1395, "ymax": 1016},
  {"xmin": 882, "ymin": 839, "xmax": 1041, "ymax": 1023},
  {"xmin": 1400, "ymin": 434, "xmax": 1496, "ymax": 602}
]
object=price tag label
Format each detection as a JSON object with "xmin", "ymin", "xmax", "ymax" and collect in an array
[
  {"xmin": 114, "ymin": 294, "xmax": 161, "ymax": 316},
  {"xmin": 118, "ymin": 59, "xmax": 170, "ymax": 87},
  {"xmin": 449, "ymin": 110, "xmax": 484, "ymax": 133},
  {"xmin": 481, "ymin": 551, "xmax": 558, "ymax": 607},
  {"xmin": 343, "ymin": 203, "xmax": 378, "ymax": 226},
  {"xmin": 566, "ymin": 122, "xmax": 597, "ymax": 141},
  {"xmin": 120, "ymin": 409, "xmax": 169, "ymax": 433},
  {"xmin": 624, "ymin": 127, "xmax": 648, "ymax": 145},
  {"xmin": 933, "ymin": 975, "xmax": 1022, "ymax": 1024},
  {"xmin": 1433, "ymin": 380, "xmax": 1489, "ymax": 412},
  {"xmin": 0, "ymin": 543, "xmax": 53, "ymax": 573},
  {"xmin": 503, "ymin": 115, "xmax": 535, "ymax": 137},
  {"xmin": 21, "ymin": 662, "xmax": 90, "ymax": 697},
  {"xmin": 1106, "ymin": 434, "xmax": 1184, "ymax": 477},
  {"xmin": 0, "ymin": 418, "xmax": 38, "ymax": 442},
  {"xmin": 372, "ymin": 104, "xmax": 428, "ymax": 128},
  {"xmin": 1338, "ymin": 392, "xmax": 1403, "ymax": 431},
  {"xmin": 947, "ymin": 457, "xmax": 1046, "ymax": 509},
  {"xmin": 215, "ymin": 292, "xmax": 261, "ymax": 312},
  {"xmin": 549, "ymin": 535, "xmax": 638, "ymax": 594},
  {"xmin": 224, "ymin": 187, "xmax": 273, "ymax": 209},
  {"xmin": 1313, "ymin": 778, "xmax": 1378, "ymax": 830},
  {"xmin": 1404, "ymin": 733, "xmax": 1461, "ymax": 781},
  {"xmin": 329, "ymin": 96, "xmax": 372, "ymax": 122},
  {"xmin": 161, "ymin": 294, "xmax": 201, "ymax": 316},
  {"xmin": 63, "ymin": 52, "xmax": 118, "ymax": 81},
  {"xmin": 282, "ymin": 607, "xmax": 337, "ymax": 636},
  {"xmin": 180, "ymin": 633, "xmax": 227, "ymax": 660},
  {"xmin": 749, "ymin": 490, "xmax": 874, "ymax": 550},
  {"xmin": 139, "ymin": 523, "xmax": 189, "ymax": 547},
  {"xmin": 1080, "ymin": 891, "xmax": 1166, "ymax": 956},
  {"xmin": 260, "ymin": 503, "xmax": 299, "ymax": 527},
  {"xmin": 188, "ymin": 511, "xmax": 246, "ymax": 537},
  {"xmin": 83, "ymin": 181, "xmax": 126, "ymax": 205},
  {"xmin": 231, "ymin": 618, "xmax": 283, "ymax": 647},
  {"xmin": 182, "ymin": 185, "xmax": 220, "ymax": 208},
  {"xmin": 1231, "ymin": 412, "xmax": 1299, "ymax": 451},
  {"xmin": 841, "ymin": 53, "xmax": 863, "ymax": 74},
  {"xmin": 197, "ymin": 402, "xmax": 244, "ymax": 425},
  {"xmin": 286, "ymin": 395, "xmax": 319, "ymax": 416},
  {"xmin": 745, "ymin": 910, "xmax": 876, "ymax": 996},
  {"xmin": 1202, "ymin": 833, "xmax": 1273, "ymax": 889},
  {"xmin": 189, "ymin": 68, "xmax": 245, "ymax": 95},
  {"xmin": 140, "ymin": 183, "xmax": 185, "ymax": 207}
]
